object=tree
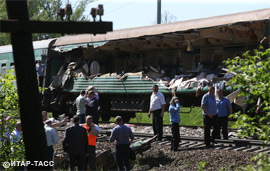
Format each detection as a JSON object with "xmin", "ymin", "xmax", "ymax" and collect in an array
[
  {"xmin": 0, "ymin": 70, "xmax": 25, "ymax": 170},
  {"xmin": 161, "ymin": 10, "xmax": 177, "ymax": 24},
  {"xmin": 153, "ymin": 10, "xmax": 177, "ymax": 25},
  {"xmin": 0, "ymin": 0, "xmax": 10, "ymax": 45},
  {"xmin": 225, "ymin": 48, "xmax": 270, "ymax": 170},
  {"xmin": 0, "ymin": 0, "xmax": 96, "ymax": 45}
]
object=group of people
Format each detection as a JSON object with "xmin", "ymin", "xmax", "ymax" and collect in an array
[
  {"xmin": 148, "ymin": 84, "xmax": 181, "ymax": 151},
  {"xmin": 62, "ymin": 114, "xmax": 133, "ymax": 171},
  {"xmin": 75, "ymin": 87, "xmax": 99, "ymax": 125},
  {"xmin": 63, "ymin": 86, "xmax": 135, "ymax": 171},
  {"xmin": 148, "ymin": 84, "xmax": 232, "ymax": 151},
  {"xmin": 201, "ymin": 86, "xmax": 232, "ymax": 147}
]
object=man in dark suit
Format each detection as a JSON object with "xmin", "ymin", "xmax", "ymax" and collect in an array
[{"xmin": 63, "ymin": 115, "xmax": 88, "ymax": 171}]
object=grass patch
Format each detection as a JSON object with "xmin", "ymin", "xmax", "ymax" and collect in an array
[
  {"xmin": 128, "ymin": 107, "xmax": 204, "ymax": 126},
  {"xmin": 75, "ymin": 106, "xmax": 236, "ymax": 127},
  {"xmin": 128, "ymin": 107, "xmax": 235, "ymax": 127}
]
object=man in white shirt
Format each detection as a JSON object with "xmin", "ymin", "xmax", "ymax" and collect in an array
[
  {"xmin": 76, "ymin": 90, "xmax": 88, "ymax": 124},
  {"xmin": 148, "ymin": 85, "xmax": 166, "ymax": 141}
]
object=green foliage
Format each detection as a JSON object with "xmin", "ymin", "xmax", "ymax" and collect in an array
[
  {"xmin": 198, "ymin": 161, "xmax": 207, "ymax": 171},
  {"xmin": 225, "ymin": 48, "xmax": 270, "ymax": 141},
  {"xmin": 0, "ymin": 1, "xmax": 10, "ymax": 46},
  {"xmin": 225, "ymin": 48, "xmax": 270, "ymax": 170},
  {"xmin": 239, "ymin": 153, "xmax": 270, "ymax": 171},
  {"xmin": 0, "ymin": 70, "xmax": 25, "ymax": 170}
]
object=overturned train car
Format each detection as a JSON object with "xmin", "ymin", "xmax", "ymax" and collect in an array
[{"xmin": 43, "ymin": 9, "xmax": 270, "ymax": 121}]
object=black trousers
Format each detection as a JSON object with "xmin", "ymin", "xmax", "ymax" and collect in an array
[
  {"xmin": 47, "ymin": 145, "xmax": 54, "ymax": 161},
  {"xmin": 116, "ymin": 144, "xmax": 130, "ymax": 171},
  {"xmin": 86, "ymin": 145, "xmax": 96, "ymax": 170},
  {"xmin": 171, "ymin": 123, "xmax": 180, "ymax": 150},
  {"xmin": 38, "ymin": 76, "xmax": 44, "ymax": 87},
  {"xmin": 69, "ymin": 154, "xmax": 85, "ymax": 171},
  {"xmin": 203, "ymin": 115, "xmax": 218, "ymax": 146},
  {"xmin": 152, "ymin": 109, "xmax": 163, "ymax": 140},
  {"xmin": 217, "ymin": 117, "xmax": 228, "ymax": 140}
]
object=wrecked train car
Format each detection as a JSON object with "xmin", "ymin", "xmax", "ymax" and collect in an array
[{"xmin": 43, "ymin": 9, "xmax": 270, "ymax": 121}]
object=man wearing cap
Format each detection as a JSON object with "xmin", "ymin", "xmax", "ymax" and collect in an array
[
  {"xmin": 42, "ymin": 111, "xmax": 67, "ymax": 128},
  {"xmin": 44, "ymin": 120, "xmax": 59, "ymax": 162},
  {"xmin": 148, "ymin": 84, "xmax": 166, "ymax": 141}
]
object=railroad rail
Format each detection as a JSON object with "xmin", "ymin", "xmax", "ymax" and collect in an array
[
  {"xmin": 55, "ymin": 124, "xmax": 269, "ymax": 154},
  {"xmin": 97, "ymin": 131, "xmax": 270, "ymax": 154}
]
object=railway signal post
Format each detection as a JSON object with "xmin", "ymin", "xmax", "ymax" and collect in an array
[{"xmin": 0, "ymin": 0, "xmax": 112, "ymax": 170}]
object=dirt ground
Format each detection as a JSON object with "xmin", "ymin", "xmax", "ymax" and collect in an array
[
  {"xmin": 55, "ymin": 123, "xmax": 256, "ymax": 170},
  {"xmin": 92, "ymin": 139, "xmax": 256, "ymax": 171},
  {"xmin": 130, "ymin": 143, "xmax": 256, "ymax": 171}
]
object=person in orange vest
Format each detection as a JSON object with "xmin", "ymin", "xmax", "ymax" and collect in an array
[{"xmin": 81, "ymin": 115, "xmax": 100, "ymax": 170}]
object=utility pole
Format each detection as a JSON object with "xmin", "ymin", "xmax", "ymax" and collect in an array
[
  {"xmin": 1, "ymin": 0, "xmax": 112, "ymax": 170},
  {"xmin": 157, "ymin": 0, "xmax": 161, "ymax": 24}
]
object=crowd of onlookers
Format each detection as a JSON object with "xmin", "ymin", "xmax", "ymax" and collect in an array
[{"xmin": 1, "ymin": 84, "xmax": 233, "ymax": 171}]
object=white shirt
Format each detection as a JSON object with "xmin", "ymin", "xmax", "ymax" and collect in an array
[
  {"xmin": 44, "ymin": 125, "xmax": 59, "ymax": 146},
  {"xmin": 150, "ymin": 92, "xmax": 166, "ymax": 111},
  {"xmin": 10, "ymin": 129, "xmax": 22, "ymax": 143}
]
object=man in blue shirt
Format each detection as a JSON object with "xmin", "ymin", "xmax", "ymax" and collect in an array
[
  {"xmin": 201, "ymin": 86, "xmax": 218, "ymax": 147},
  {"xmin": 216, "ymin": 89, "xmax": 232, "ymax": 140},
  {"xmin": 110, "ymin": 116, "xmax": 134, "ymax": 171},
  {"xmin": 169, "ymin": 96, "xmax": 181, "ymax": 151}
]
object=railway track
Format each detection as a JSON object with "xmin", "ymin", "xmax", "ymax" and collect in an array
[
  {"xmin": 97, "ymin": 131, "xmax": 270, "ymax": 154},
  {"xmin": 56, "ymin": 123, "xmax": 269, "ymax": 154}
]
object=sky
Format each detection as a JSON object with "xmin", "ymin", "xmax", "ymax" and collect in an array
[{"xmin": 71, "ymin": 0, "xmax": 270, "ymax": 30}]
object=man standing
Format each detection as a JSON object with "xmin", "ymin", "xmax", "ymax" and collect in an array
[
  {"xmin": 86, "ymin": 91, "xmax": 99, "ymax": 125},
  {"xmin": 169, "ymin": 96, "xmax": 181, "ymax": 151},
  {"xmin": 63, "ymin": 115, "xmax": 88, "ymax": 171},
  {"xmin": 201, "ymin": 86, "xmax": 218, "ymax": 147},
  {"xmin": 81, "ymin": 115, "xmax": 100, "ymax": 170},
  {"xmin": 216, "ymin": 89, "xmax": 232, "ymax": 140},
  {"xmin": 36, "ymin": 60, "xmax": 45, "ymax": 87},
  {"xmin": 148, "ymin": 84, "xmax": 166, "ymax": 141},
  {"xmin": 110, "ymin": 116, "xmax": 134, "ymax": 171},
  {"xmin": 44, "ymin": 120, "xmax": 59, "ymax": 162},
  {"xmin": 76, "ymin": 90, "xmax": 87, "ymax": 124}
]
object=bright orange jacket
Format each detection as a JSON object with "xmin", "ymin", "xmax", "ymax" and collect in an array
[{"xmin": 82, "ymin": 124, "xmax": 97, "ymax": 146}]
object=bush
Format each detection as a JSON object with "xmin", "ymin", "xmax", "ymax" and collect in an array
[
  {"xmin": 0, "ymin": 70, "xmax": 25, "ymax": 170},
  {"xmin": 225, "ymin": 48, "xmax": 270, "ymax": 170}
]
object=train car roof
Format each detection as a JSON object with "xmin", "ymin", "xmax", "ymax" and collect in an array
[
  {"xmin": 53, "ymin": 8, "xmax": 270, "ymax": 47},
  {"xmin": 0, "ymin": 38, "xmax": 55, "ymax": 54}
]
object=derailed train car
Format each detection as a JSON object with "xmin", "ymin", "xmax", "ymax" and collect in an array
[{"xmin": 43, "ymin": 8, "xmax": 270, "ymax": 121}]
